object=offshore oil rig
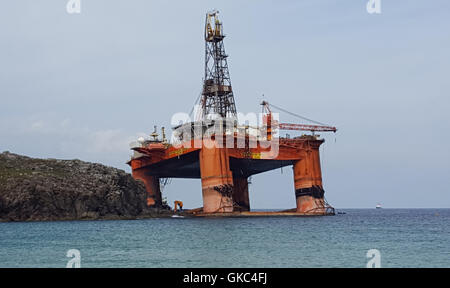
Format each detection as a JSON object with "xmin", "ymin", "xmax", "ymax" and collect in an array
[{"xmin": 128, "ymin": 11, "xmax": 337, "ymax": 216}]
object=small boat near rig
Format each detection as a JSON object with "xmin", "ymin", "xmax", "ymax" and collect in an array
[{"xmin": 127, "ymin": 11, "xmax": 337, "ymax": 216}]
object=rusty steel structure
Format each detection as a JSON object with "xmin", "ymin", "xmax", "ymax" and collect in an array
[{"xmin": 128, "ymin": 11, "xmax": 337, "ymax": 216}]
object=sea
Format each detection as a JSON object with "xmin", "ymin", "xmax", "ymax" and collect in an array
[{"xmin": 0, "ymin": 209, "xmax": 449, "ymax": 268}]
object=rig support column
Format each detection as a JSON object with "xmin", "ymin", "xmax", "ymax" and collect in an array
[
  {"xmin": 132, "ymin": 169, "xmax": 162, "ymax": 207},
  {"xmin": 199, "ymin": 142, "xmax": 234, "ymax": 213},
  {"xmin": 293, "ymin": 143, "xmax": 326, "ymax": 213},
  {"xmin": 232, "ymin": 177, "xmax": 250, "ymax": 211}
]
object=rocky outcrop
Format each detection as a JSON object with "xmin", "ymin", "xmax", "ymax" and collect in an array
[{"xmin": 0, "ymin": 152, "xmax": 168, "ymax": 222}]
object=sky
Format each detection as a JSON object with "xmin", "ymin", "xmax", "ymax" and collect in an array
[{"xmin": 1, "ymin": 0, "xmax": 449, "ymax": 209}]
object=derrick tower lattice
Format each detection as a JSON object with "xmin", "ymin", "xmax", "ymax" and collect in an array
[{"xmin": 201, "ymin": 11, "xmax": 237, "ymax": 119}]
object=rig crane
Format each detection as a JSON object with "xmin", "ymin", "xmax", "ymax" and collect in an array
[{"xmin": 261, "ymin": 101, "xmax": 337, "ymax": 134}]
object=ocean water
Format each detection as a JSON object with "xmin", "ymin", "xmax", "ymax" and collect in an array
[{"xmin": 0, "ymin": 209, "xmax": 449, "ymax": 268}]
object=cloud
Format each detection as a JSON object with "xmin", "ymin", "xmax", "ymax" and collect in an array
[
  {"xmin": 1, "ymin": 115, "xmax": 146, "ymax": 170},
  {"xmin": 60, "ymin": 118, "xmax": 71, "ymax": 128},
  {"xmin": 88, "ymin": 129, "xmax": 137, "ymax": 154},
  {"xmin": 30, "ymin": 120, "xmax": 45, "ymax": 131}
]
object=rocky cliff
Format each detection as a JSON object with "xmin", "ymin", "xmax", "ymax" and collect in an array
[{"xmin": 0, "ymin": 152, "xmax": 167, "ymax": 222}]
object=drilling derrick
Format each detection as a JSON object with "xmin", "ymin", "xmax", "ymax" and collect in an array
[{"xmin": 202, "ymin": 11, "xmax": 237, "ymax": 119}]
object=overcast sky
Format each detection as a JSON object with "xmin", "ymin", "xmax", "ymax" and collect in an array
[{"xmin": 1, "ymin": 0, "xmax": 449, "ymax": 209}]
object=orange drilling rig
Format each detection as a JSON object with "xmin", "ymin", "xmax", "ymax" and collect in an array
[{"xmin": 128, "ymin": 11, "xmax": 336, "ymax": 216}]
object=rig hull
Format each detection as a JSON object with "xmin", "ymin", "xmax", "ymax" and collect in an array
[{"xmin": 128, "ymin": 136, "xmax": 334, "ymax": 216}]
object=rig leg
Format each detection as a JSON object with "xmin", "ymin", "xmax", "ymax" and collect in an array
[
  {"xmin": 232, "ymin": 177, "xmax": 250, "ymax": 211},
  {"xmin": 132, "ymin": 169, "xmax": 162, "ymax": 207},
  {"xmin": 293, "ymin": 148, "xmax": 327, "ymax": 214},
  {"xmin": 199, "ymin": 144, "xmax": 234, "ymax": 213}
]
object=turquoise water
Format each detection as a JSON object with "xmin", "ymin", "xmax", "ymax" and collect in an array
[{"xmin": 0, "ymin": 209, "xmax": 449, "ymax": 268}]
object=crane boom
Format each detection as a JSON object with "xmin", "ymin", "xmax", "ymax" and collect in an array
[
  {"xmin": 261, "ymin": 100, "xmax": 337, "ymax": 133},
  {"xmin": 278, "ymin": 123, "xmax": 337, "ymax": 133}
]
